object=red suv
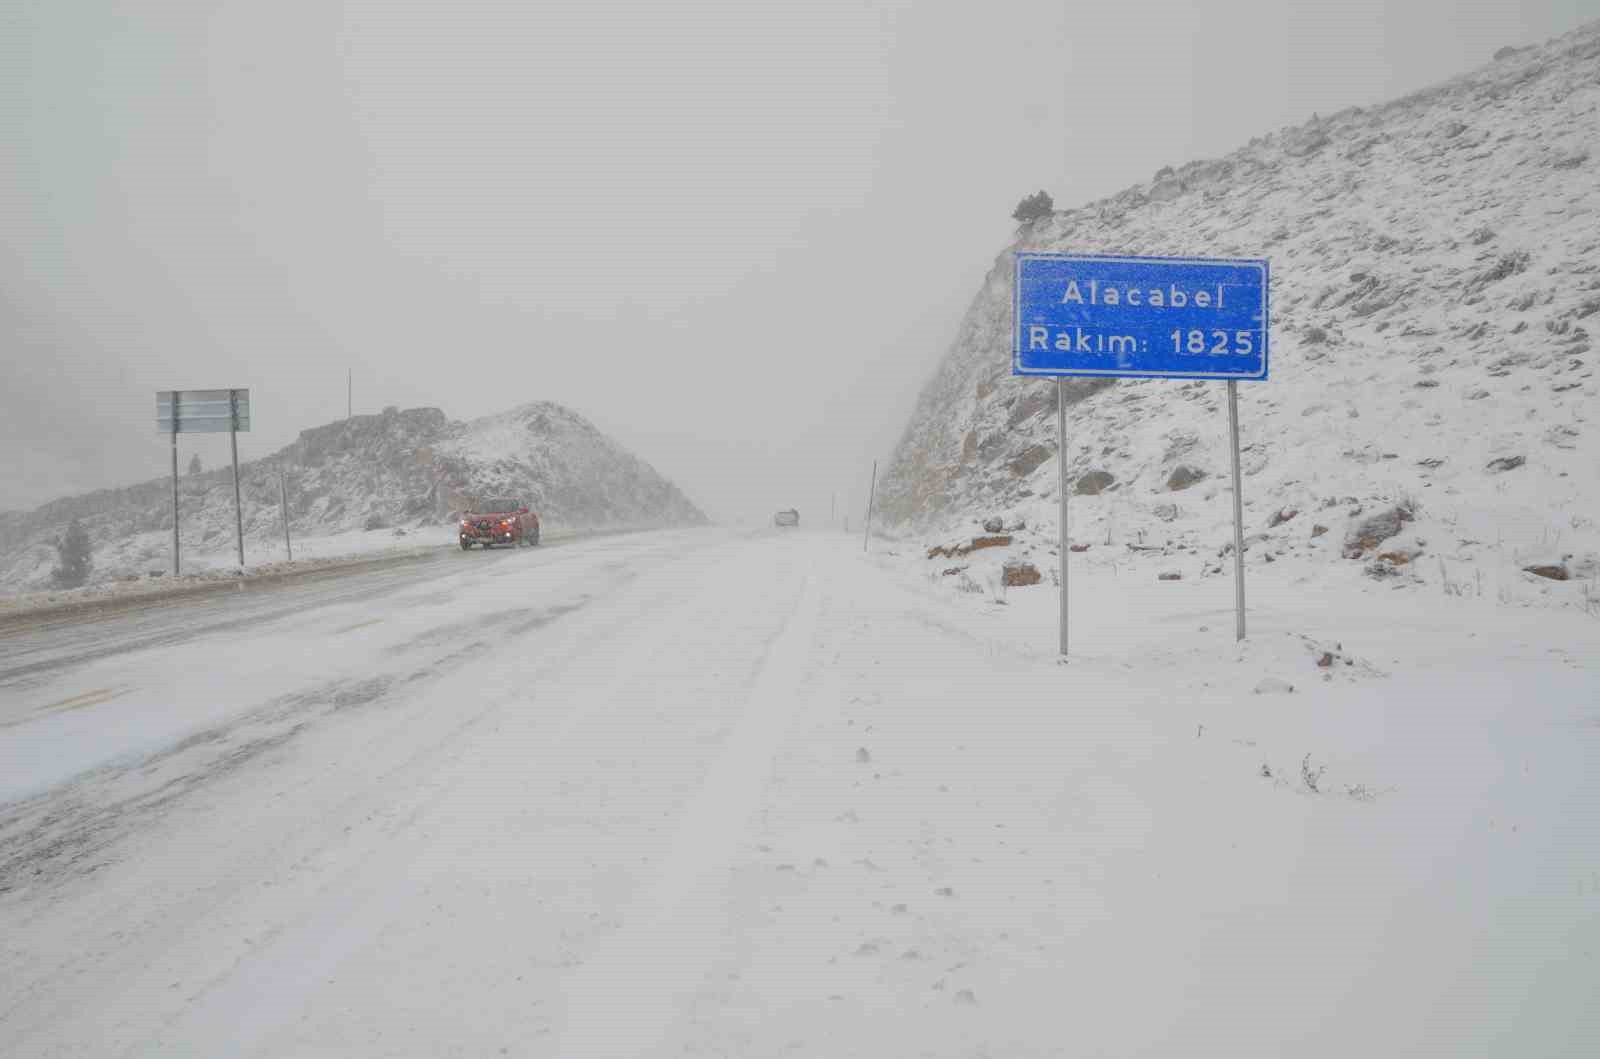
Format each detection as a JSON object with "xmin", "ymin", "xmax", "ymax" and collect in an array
[{"xmin": 459, "ymin": 499, "xmax": 540, "ymax": 549}]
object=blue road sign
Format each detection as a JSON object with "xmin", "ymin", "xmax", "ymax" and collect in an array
[{"xmin": 1013, "ymin": 253, "xmax": 1269, "ymax": 380}]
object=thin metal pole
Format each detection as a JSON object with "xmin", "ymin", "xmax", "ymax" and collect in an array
[
  {"xmin": 279, "ymin": 467, "xmax": 293, "ymax": 562},
  {"xmin": 231, "ymin": 389, "xmax": 245, "ymax": 572},
  {"xmin": 1227, "ymin": 380, "xmax": 1246, "ymax": 641},
  {"xmin": 1057, "ymin": 378, "xmax": 1068, "ymax": 657},
  {"xmin": 862, "ymin": 460, "xmax": 877, "ymax": 553},
  {"xmin": 347, "ymin": 369, "xmax": 352, "ymax": 419},
  {"xmin": 170, "ymin": 391, "xmax": 180, "ymax": 577}
]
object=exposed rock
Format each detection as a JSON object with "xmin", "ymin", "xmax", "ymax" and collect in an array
[
  {"xmin": 1267, "ymin": 508, "xmax": 1298, "ymax": 528},
  {"xmin": 1152, "ymin": 503, "xmax": 1179, "ymax": 522},
  {"xmin": 1069, "ymin": 543, "xmax": 1090, "ymax": 553},
  {"xmin": 1074, "ymin": 470, "xmax": 1116, "ymax": 496},
  {"xmin": 1158, "ymin": 571, "xmax": 1182, "ymax": 582},
  {"xmin": 1486, "ymin": 455, "xmax": 1526, "ymax": 473},
  {"xmin": 1165, "ymin": 465, "xmax": 1207, "ymax": 491},
  {"xmin": 1342, "ymin": 505, "xmax": 1413, "ymax": 557},
  {"xmin": 1311, "ymin": 524, "xmax": 1329, "ymax": 538},
  {"xmin": 1002, "ymin": 560, "xmax": 1042, "ymax": 587},
  {"xmin": 1007, "ymin": 445, "xmax": 1054, "ymax": 478},
  {"xmin": 1523, "ymin": 563, "xmax": 1570, "ymax": 581},
  {"xmin": 982, "ymin": 516, "xmax": 1004, "ymax": 533}
]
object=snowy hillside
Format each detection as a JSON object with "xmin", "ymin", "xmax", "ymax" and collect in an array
[
  {"xmin": 878, "ymin": 24, "xmax": 1599, "ymax": 610},
  {"xmin": 0, "ymin": 401, "xmax": 704, "ymax": 593}
]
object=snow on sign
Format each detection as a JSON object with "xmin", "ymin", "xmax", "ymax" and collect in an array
[
  {"xmin": 156, "ymin": 389, "xmax": 251, "ymax": 433},
  {"xmin": 1013, "ymin": 252, "xmax": 1269, "ymax": 380}
]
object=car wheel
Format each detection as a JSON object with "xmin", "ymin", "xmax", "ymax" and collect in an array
[{"xmin": 460, "ymin": 538, "xmax": 472, "ymax": 550}]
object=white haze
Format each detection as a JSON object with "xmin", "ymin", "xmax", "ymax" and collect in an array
[{"xmin": 3, "ymin": 0, "xmax": 1593, "ymax": 523}]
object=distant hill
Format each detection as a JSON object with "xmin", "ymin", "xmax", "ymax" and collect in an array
[
  {"xmin": 877, "ymin": 22, "xmax": 1599, "ymax": 596},
  {"xmin": 0, "ymin": 401, "xmax": 705, "ymax": 592}
]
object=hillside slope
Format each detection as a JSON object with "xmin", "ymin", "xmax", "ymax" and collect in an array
[
  {"xmin": 0, "ymin": 401, "xmax": 705, "ymax": 593},
  {"xmin": 878, "ymin": 23, "xmax": 1599, "ymax": 607}
]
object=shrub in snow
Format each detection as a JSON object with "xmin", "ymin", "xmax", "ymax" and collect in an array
[
  {"xmin": 1301, "ymin": 754, "xmax": 1326, "ymax": 793},
  {"xmin": 1011, "ymin": 190, "xmax": 1053, "ymax": 224},
  {"xmin": 51, "ymin": 519, "xmax": 93, "ymax": 589}
]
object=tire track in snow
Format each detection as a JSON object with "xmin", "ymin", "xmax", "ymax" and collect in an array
[{"xmin": 553, "ymin": 560, "xmax": 825, "ymax": 1056}]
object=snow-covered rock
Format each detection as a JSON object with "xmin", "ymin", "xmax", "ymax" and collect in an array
[
  {"xmin": 0, "ymin": 401, "xmax": 705, "ymax": 593},
  {"xmin": 876, "ymin": 20, "xmax": 1600, "ymax": 611}
]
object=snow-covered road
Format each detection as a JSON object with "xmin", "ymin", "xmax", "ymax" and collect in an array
[{"xmin": 1, "ymin": 528, "xmax": 1596, "ymax": 1056}]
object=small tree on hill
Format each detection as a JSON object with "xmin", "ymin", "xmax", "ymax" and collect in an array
[
  {"xmin": 1012, "ymin": 189, "xmax": 1054, "ymax": 224},
  {"xmin": 188, "ymin": 453, "xmax": 203, "ymax": 475},
  {"xmin": 52, "ymin": 519, "xmax": 93, "ymax": 589}
]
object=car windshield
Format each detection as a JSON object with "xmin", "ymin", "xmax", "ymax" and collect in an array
[{"xmin": 475, "ymin": 499, "xmax": 519, "ymax": 513}]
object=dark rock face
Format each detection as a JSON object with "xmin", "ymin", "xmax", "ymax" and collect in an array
[
  {"xmin": 1002, "ymin": 560, "xmax": 1042, "ymax": 587},
  {"xmin": 1074, "ymin": 471, "xmax": 1116, "ymax": 496},
  {"xmin": 1523, "ymin": 563, "xmax": 1569, "ymax": 581},
  {"xmin": 1008, "ymin": 445, "xmax": 1054, "ymax": 478},
  {"xmin": 1166, "ymin": 466, "xmax": 1207, "ymax": 492},
  {"xmin": 1342, "ymin": 505, "xmax": 1414, "ymax": 557}
]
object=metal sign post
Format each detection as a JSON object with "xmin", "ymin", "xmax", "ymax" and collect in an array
[
  {"xmin": 169, "ymin": 392, "xmax": 180, "ymax": 576},
  {"xmin": 1013, "ymin": 252, "xmax": 1270, "ymax": 653},
  {"xmin": 229, "ymin": 389, "xmax": 245, "ymax": 571},
  {"xmin": 1227, "ymin": 381, "xmax": 1247, "ymax": 639},
  {"xmin": 1056, "ymin": 377, "xmax": 1069, "ymax": 655}
]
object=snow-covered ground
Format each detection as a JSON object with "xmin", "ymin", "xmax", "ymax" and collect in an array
[{"xmin": 1, "ymin": 527, "xmax": 1594, "ymax": 1056}]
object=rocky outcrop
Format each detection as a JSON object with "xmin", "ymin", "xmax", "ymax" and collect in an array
[
  {"xmin": 0, "ymin": 401, "xmax": 706, "ymax": 592},
  {"xmin": 873, "ymin": 21, "xmax": 1600, "ymax": 605}
]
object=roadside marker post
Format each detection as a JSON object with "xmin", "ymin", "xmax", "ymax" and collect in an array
[
  {"xmin": 279, "ymin": 466, "xmax": 294, "ymax": 562},
  {"xmin": 863, "ymin": 460, "xmax": 878, "ymax": 553},
  {"xmin": 1013, "ymin": 252, "xmax": 1269, "ymax": 655}
]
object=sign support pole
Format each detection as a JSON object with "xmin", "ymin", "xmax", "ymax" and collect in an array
[
  {"xmin": 279, "ymin": 467, "xmax": 293, "ymax": 562},
  {"xmin": 170, "ymin": 390, "xmax": 180, "ymax": 577},
  {"xmin": 862, "ymin": 460, "xmax": 877, "ymax": 553},
  {"xmin": 1057, "ymin": 378, "xmax": 1069, "ymax": 657},
  {"xmin": 230, "ymin": 389, "xmax": 245, "ymax": 572},
  {"xmin": 1227, "ymin": 380, "xmax": 1247, "ymax": 641}
]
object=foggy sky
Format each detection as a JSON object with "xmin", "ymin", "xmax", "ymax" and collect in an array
[{"xmin": 4, "ymin": 1, "xmax": 1594, "ymax": 525}]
